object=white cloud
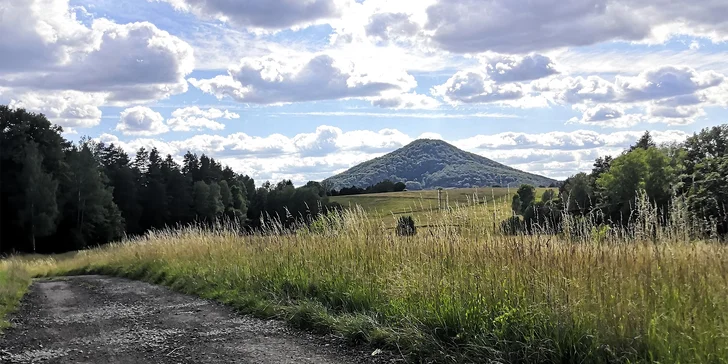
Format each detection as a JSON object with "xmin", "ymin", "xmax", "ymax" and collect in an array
[
  {"xmin": 189, "ymin": 53, "xmax": 415, "ymax": 104},
  {"xmin": 432, "ymin": 71, "xmax": 525, "ymax": 105},
  {"xmin": 567, "ymin": 104, "xmax": 645, "ymax": 128},
  {"xmin": 425, "ymin": 0, "xmax": 650, "ymax": 53},
  {"xmin": 422, "ymin": 0, "xmax": 728, "ymax": 53},
  {"xmin": 0, "ymin": 0, "xmax": 195, "ymax": 129},
  {"xmin": 371, "ymin": 92, "xmax": 441, "ymax": 109},
  {"xmin": 158, "ymin": 0, "xmax": 342, "ymax": 31},
  {"xmin": 6, "ymin": 90, "xmax": 105, "ymax": 128},
  {"xmin": 479, "ymin": 53, "xmax": 559, "ymax": 83},
  {"xmin": 116, "ymin": 106, "xmax": 169, "ymax": 136},
  {"xmin": 166, "ymin": 106, "xmax": 238, "ymax": 131},
  {"xmin": 532, "ymin": 65, "xmax": 727, "ymax": 127}
]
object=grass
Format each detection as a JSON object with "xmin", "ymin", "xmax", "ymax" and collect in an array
[
  {"xmin": 2, "ymin": 196, "xmax": 727, "ymax": 363},
  {"xmin": 330, "ymin": 187, "xmax": 553, "ymax": 227},
  {"xmin": 0, "ymin": 260, "xmax": 32, "ymax": 332}
]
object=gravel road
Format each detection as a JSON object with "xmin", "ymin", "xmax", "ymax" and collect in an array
[{"xmin": 0, "ymin": 276, "xmax": 397, "ymax": 364}]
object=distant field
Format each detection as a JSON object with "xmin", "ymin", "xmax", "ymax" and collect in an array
[{"xmin": 330, "ymin": 187, "xmax": 554, "ymax": 226}]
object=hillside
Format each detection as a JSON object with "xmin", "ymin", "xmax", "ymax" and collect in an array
[{"xmin": 323, "ymin": 139, "xmax": 557, "ymax": 190}]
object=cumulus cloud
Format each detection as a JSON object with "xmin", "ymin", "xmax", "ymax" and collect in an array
[
  {"xmin": 116, "ymin": 106, "xmax": 169, "ymax": 136},
  {"xmin": 422, "ymin": 0, "xmax": 728, "ymax": 53},
  {"xmin": 2, "ymin": 18, "xmax": 194, "ymax": 104},
  {"xmin": 0, "ymin": 0, "xmax": 195, "ymax": 129},
  {"xmin": 6, "ymin": 90, "xmax": 105, "ymax": 128},
  {"xmin": 158, "ymin": 0, "xmax": 341, "ymax": 30},
  {"xmin": 431, "ymin": 71, "xmax": 524, "ymax": 105},
  {"xmin": 425, "ymin": 0, "xmax": 650, "ymax": 53},
  {"xmin": 371, "ymin": 92, "xmax": 441, "ymax": 109},
  {"xmin": 532, "ymin": 65, "xmax": 727, "ymax": 126},
  {"xmin": 167, "ymin": 106, "xmax": 238, "ymax": 131},
  {"xmin": 365, "ymin": 12, "xmax": 421, "ymax": 42},
  {"xmin": 567, "ymin": 105, "xmax": 645, "ymax": 128},
  {"xmin": 189, "ymin": 54, "xmax": 415, "ymax": 104},
  {"xmin": 479, "ymin": 53, "xmax": 559, "ymax": 83}
]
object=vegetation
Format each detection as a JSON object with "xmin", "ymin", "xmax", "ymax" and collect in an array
[
  {"xmin": 322, "ymin": 139, "xmax": 557, "ymax": 190},
  {"xmin": 0, "ymin": 261, "xmax": 31, "ymax": 331},
  {"xmin": 3, "ymin": 199, "xmax": 726, "ymax": 363},
  {"xmin": 3, "ymin": 105, "xmax": 728, "ymax": 362},
  {"xmin": 330, "ymin": 179, "xmax": 407, "ymax": 196},
  {"xmin": 0, "ymin": 106, "xmax": 337, "ymax": 254}
]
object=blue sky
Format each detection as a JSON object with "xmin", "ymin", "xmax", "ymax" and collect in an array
[{"xmin": 1, "ymin": 0, "xmax": 727, "ymax": 185}]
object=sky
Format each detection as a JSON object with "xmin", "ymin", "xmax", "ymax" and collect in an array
[{"xmin": 1, "ymin": 0, "xmax": 727, "ymax": 186}]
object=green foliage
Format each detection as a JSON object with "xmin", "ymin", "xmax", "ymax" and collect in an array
[
  {"xmin": 516, "ymin": 184, "xmax": 536, "ymax": 213},
  {"xmin": 396, "ymin": 215, "xmax": 417, "ymax": 236},
  {"xmin": 323, "ymin": 139, "xmax": 556, "ymax": 190},
  {"xmin": 500, "ymin": 215, "xmax": 524, "ymax": 235},
  {"xmin": 18, "ymin": 142, "xmax": 59, "ymax": 252},
  {"xmin": 597, "ymin": 147, "xmax": 676, "ymax": 222},
  {"xmin": 560, "ymin": 172, "xmax": 594, "ymax": 215},
  {"xmin": 540, "ymin": 189, "xmax": 555, "ymax": 203}
]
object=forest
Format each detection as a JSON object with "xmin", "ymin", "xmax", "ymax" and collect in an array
[{"xmin": 0, "ymin": 106, "xmax": 336, "ymax": 254}]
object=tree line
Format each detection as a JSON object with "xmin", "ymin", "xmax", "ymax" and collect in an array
[
  {"xmin": 328, "ymin": 179, "xmax": 407, "ymax": 196},
  {"xmin": 507, "ymin": 127, "xmax": 728, "ymax": 237},
  {"xmin": 0, "ymin": 106, "xmax": 337, "ymax": 254}
]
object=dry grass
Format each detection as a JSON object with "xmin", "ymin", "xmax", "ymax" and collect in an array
[
  {"xmin": 0, "ymin": 261, "xmax": 31, "ymax": 332},
  {"xmin": 3, "ymin": 198, "xmax": 728, "ymax": 363}
]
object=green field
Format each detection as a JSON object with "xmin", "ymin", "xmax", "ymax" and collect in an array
[
  {"xmin": 331, "ymin": 187, "xmax": 553, "ymax": 226},
  {"xmin": 2, "ymin": 195, "xmax": 725, "ymax": 363}
]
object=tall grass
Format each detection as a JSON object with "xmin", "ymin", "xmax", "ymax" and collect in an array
[
  {"xmin": 7, "ymin": 194, "xmax": 728, "ymax": 363},
  {"xmin": 0, "ymin": 261, "xmax": 32, "ymax": 332}
]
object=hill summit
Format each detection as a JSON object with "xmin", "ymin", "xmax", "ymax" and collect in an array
[{"xmin": 323, "ymin": 139, "xmax": 557, "ymax": 190}]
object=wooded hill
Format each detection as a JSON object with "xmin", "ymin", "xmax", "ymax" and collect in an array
[{"xmin": 323, "ymin": 139, "xmax": 557, "ymax": 190}]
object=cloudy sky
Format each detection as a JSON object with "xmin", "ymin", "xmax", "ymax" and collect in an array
[{"xmin": 2, "ymin": 0, "xmax": 727, "ymax": 185}]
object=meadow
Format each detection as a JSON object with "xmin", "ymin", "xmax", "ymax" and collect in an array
[
  {"xmin": 1, "ymin": 191, "xmax": 727, "ymax": 363},
  {"xmin": 330, "ymin": 187, "xmax": 553, "ymax": 227}
]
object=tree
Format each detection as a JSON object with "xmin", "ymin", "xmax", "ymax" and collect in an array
[
  {"xmin": 18, "ymin": 142, "xmax": 59, "ymax": 252},
  {"xmin": 394, "ymin": 181, "xmax": 407, "ymax": 192},
  {"xmin": 516, "ymin": 184, "xmax": 536, "ymax": 213},
  {"xmin": 541, "ymin": 189, "xmax": 555, "ymax": 203},
  {"xmin": 193, "ymin": 181, "xmax": 210, "ymax": 220},
  {"xmin": 58, "ymin": 143, "xmax": 124, "ymax": 250},
  {"xmin": 629, "ymin": 131, "xmax": 655, "ymax": 152},
  {"xmin": 207, "ymin": 182, "xmax": 224, "ymax": 220},
  {"xmin": 597, "ymin": 147, "xmax": 676, "ymax": 223},
  {"xmin": 559, "ymin": 173, "xmax": 594, "ymax": 215}
]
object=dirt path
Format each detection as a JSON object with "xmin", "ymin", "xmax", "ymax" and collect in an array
[{"xmin": 0, "ymin": 276, "xmax": 396, "ymax": 364}]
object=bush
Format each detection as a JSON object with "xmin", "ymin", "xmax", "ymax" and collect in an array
[
  {"xmin": 396, "ymin": 216, "xmax": 417, "ymax": 236},
  {"xmin": 500, "ymin": 216, "xmax": 524, "ymax": 235}
]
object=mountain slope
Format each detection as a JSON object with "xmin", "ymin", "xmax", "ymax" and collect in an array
[{"xmin": 323, "ymin": 139, "xmax": 557, "ymax": 189}]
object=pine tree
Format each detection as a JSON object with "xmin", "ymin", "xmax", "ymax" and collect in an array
[{"xmin": 18, "ymin": 142, "xmax": 59, "ymax": 252}]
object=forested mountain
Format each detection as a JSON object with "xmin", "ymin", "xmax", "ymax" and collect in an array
[
  {"xmin": 323, "ymin": 139, "xmax": 557, "ymax": 190},
  {"xmin": 0, "ymin": 106, "xmax": 336, "ymax": 254}
]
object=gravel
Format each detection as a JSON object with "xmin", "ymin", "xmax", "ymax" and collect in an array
[{"xmin": 0, "ymin": 275, "xmax": 400, "ymax": 364}]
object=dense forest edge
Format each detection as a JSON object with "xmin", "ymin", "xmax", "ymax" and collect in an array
[{"xmin": 0, "ymin": 105, "xmax": 342, "ymax": 254}]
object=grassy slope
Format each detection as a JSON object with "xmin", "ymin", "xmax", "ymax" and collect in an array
[
  {"xmin": 0, "ymin": 261, "xmax": 31, "ymax": 332},
  {"xmin": 5, "ymin": 204, "xmax": 727, "ymax": 363}
]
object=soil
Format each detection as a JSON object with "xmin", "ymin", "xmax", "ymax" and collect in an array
[{"xmin": 0, "ymin": 275, "xmax": 401, "ymax": 364}]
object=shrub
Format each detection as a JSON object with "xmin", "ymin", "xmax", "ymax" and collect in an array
[
  {"xmin": 396, "ymin": 216, "xmax": 416, "ymax": 236},
  {"xmin": 500, "ymin": 215, "xmax": 524, "ymax": 235}
]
